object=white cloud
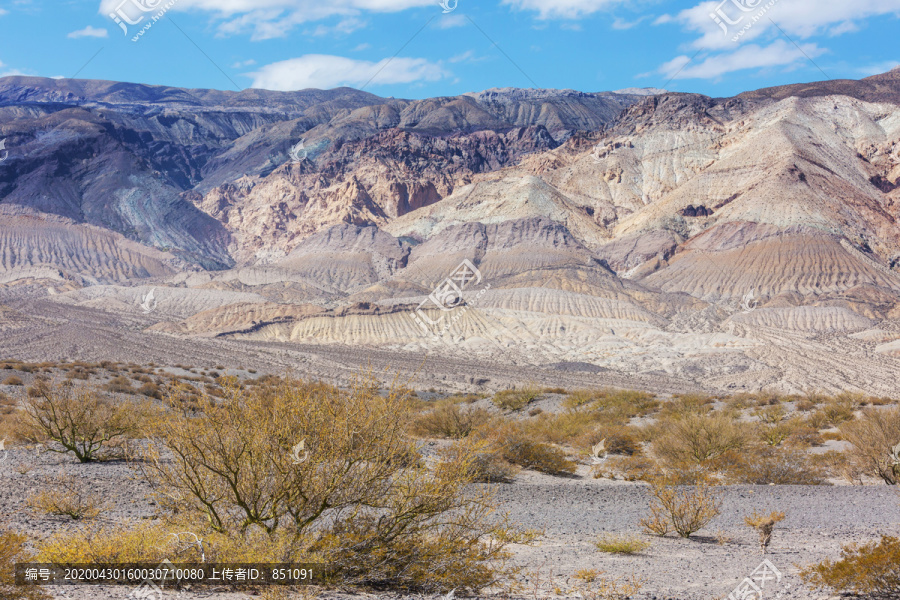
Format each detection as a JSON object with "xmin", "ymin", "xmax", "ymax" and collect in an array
[
  {"xmin": 671, "ymin": 0, "xmax": 900, "ymax": 52},
  {"xmin": 611, "ymin": 15, "xmax": 649, "ymax": 29},
  {"xmin": 501, "ymin": 0, "xmax": 625, "ymax": 19},
  {"xmin": 99, "ymin": 0, "xmax": 435, "ymax": 39},
  {"xmin": 247, "ymin": 54, "xmax": 450, "ymax": 90},
  {"xmin": 857, "ymin": 60, "xmax": 900, "ymax": 76},
  {"xmin": 308, "ymin": 17, "xmax": 366, "ymax": 36},
  {"xmin": 68, "ymin": 25, "xmax": 109, "ymax": 38},
  {"xmin": 353, "ymin": 43, "xmax": 372, "ymax": 51},
  {"xmin": 436, "ymin": 13, "xmax": 467, "ymax": 28},
  {"xmin": 231, "ymin": 59, "xmax": 257, "ymax": 68},
  {"xmin": 659, "ymin": 40, "xmax": 826, "ymax": 80},
  {"xmin": 653, "ymin": 0, "xmax": 900, "ymax": 81}
]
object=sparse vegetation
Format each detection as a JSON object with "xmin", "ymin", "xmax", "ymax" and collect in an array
[
  {"xmin": 801, "ymin": 535, "xmax": 900, "ymax": 598},
  {"xmin": 594, "ymin": 533, "xmax": 651, "ymax": 554},
  {"xmin": 411, "ymin": 399, "xmax": 491, "ymax": 439},
  {"xmin": 492, "ymin": 384, "xmax": 541, "ymax": 411},
  {"xmin": 19, "ymin": 381, "xmax": 144, "ymax": 462},
  {"xmin": 135, "ymin": 376, "xmax": 528, "ymax": 591},
  {"xmin": 0, "ymin": 528, "xmax": 49, "ymax": 600},
  {"xmin": 840, "ymin": 406, "xmax": 900, "ymax": 484},
  {"xmin": 745, "ymin": 511, "xmax": 785, "ymax": 553},
  {"xmin": 640, "ymin": 479, "xmax": 721, "ymax": 538},
  {"xmin": 26, "ymin": 476, "xmax": 109, "ymax": 520},
  {"xmin": 2, "ymin": 375, "xmax": 23, "ymax": 386}
]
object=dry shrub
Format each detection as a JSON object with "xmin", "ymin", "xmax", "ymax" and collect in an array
[
  {"xmin": 137, "ymin": 376, "xmax": 526, "ymax": 592},
  {"xmin": 821, "ymin": 396, "xmax": 858, "ymax": 426},
  {"xmin": 809, "ymin": 450, "xmax": 866, "ymax": 484},
  {"xmin": 492, "ymin": 385, "xmax": 541, "ymax": 411},
  {"xmin": 565, "ymin": 388, "xmax": 659, "ymax": 425},
  {"xmin": 0, "ymin": 527, "xmax": 49, "ymax": 600},
  {"xmin": 0, "ymin": 392, "xmax": 21, "ymax": 442},
  {"xmin": 640, "ymin": 479, "xmax": 721, "ymax": 538},
  {"xmin": 522, "ymin": 411, "xmax": 600, "ymax": 446},
  {"xmin": 104, "ymin": 376, "xmax": 134, "ymax": 394},
  {"xmin": 411, "ymin": 400, "xmax": 491, "ymax": 439},
  {"xmin": 840, "ymin": 406, "xmax": 900, "ymax": 484},
  {"xmin": 753, "ymin": 405, "xmax": 787, "ymax": 424},
  {"xmin": 594, "ymin": 533, "xmax": 651, "ymax": 554},
  {"xmin": 596, "ymin": 455, "xmax": 660, "ymax": 481},
  {"xmin": 744, "ymin": 511, "xmax": 785, "ymax": 553},
  {"xmin": 477, "ymin": 422, "xmax": 577, "ymax": 476},
  {"xmin": 652, "ymin": 412, "xmax": 749, "ymax": 467},
  {"xmin": 721, "ymin": 446, "xmax": 824, "ymax": 485},
  {"xmin": 801, "ymin": 535, "xmax": 900, "ymax": 598},
  {"xmin": 26, "ymin": 476, "xmax": 109, "ymax": 520},
  {"xmin": 578, "ymin": 425, "xmax": 641, "ymax": 457},
  {"xmin": 19, "ymin": 381, "xmax": 145, "ymax": 462},
  {"xmin": 3, "ymin": 375, "xmax": 23, "ymax": 386},
  {"xmin": 570, "ymin": 574, "xmax": 643, "ymax": 600}
]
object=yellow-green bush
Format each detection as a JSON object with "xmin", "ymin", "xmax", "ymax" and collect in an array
[
  {"xmin": 840, "ymin": 406, "xmax": 900, "ymax": 484},
  {"xmin": 19, "ymin": 381, "xmax": 146, "ymax": 462},
  {"xmin": 801, "ymin": 535, "xmax": 900, "ymax": 598},
  {"xmin": 133, "ymin": 376, "xmax": 526, "ymax": 592},
  {"xmin": 0, "ymin": 528, "xmax": 49, "ymax": 600}
]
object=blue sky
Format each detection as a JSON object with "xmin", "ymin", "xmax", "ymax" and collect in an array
[{"xmin": 0, "ymin": 0, "xmax": 897, "ymax": 98}]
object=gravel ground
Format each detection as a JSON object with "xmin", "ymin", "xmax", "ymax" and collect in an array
[{"xmin": 2, "ymin": 446, "xmax": 897, "ymax": 600}]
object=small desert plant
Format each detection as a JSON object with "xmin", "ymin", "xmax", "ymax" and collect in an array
[
  {"xmin": 19, "ymin": 381, "xmax": 144, "ymax": 462},
  {"xmin": 104, "ymin": 376, "xmax": 134, "ymax": 394},
  {"xmin": 821, "ymin": 396, "xmax": 858, "ymax": 426},
  {"xmin": 652, "ymin": 412, "xmax": 749, "ymax": 467},
  {"xmin": 840, "ymin": 406, "xmax": 900, "ymax": 484},
  {"xmin": 411, "ymin": 400, "xmax": 491, "ymax": 439},
  {"xmin": 594, "ymin": 533, "xmax": 651, "ymax": 554},
  {"xmin": 744, "ymin": 511, "xmax": 785, "ymax": 553},
  {"xmin": 640, "ymin": 479, "xmax": 721, "ymax": 538},
  {"xmin": 0, "ymin": 528, "xmax": 49, "ymax": 600},
  {"xmin": 26, "ymin": 476, "xmax": 109, "ymax": 520},
  {"xmin": 492, "ymin": 385, "xmax": 541, "ymax": 411},
  {"xmin": 2, "ymin": 375, "xmax": 23, "ymax": 386},
  {"xmin": 595, "ymin": 455, "xmax": 660, "ymax": 481},
  {"xmin": 722, "ymin": 446, "xmax": 824, "ymax": 485},
  {"xmin": 500, "ymin": 436, "xmax": 576, "ymax": 476},
  {"xmin": 574, "ymin": 568, "xmax": 599, "ymax": 583},
  {"xmin": 569, "ymin": 574, "xmax": 643, "ymax": 600},
  {"xmin": 801, "ymin": 535, "xmax": 900, "ymax": 598}
]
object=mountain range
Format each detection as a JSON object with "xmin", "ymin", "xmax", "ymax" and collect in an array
[{"xmin": 1, "ymin": 69, "xmax": 900, "ymax": 395}]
